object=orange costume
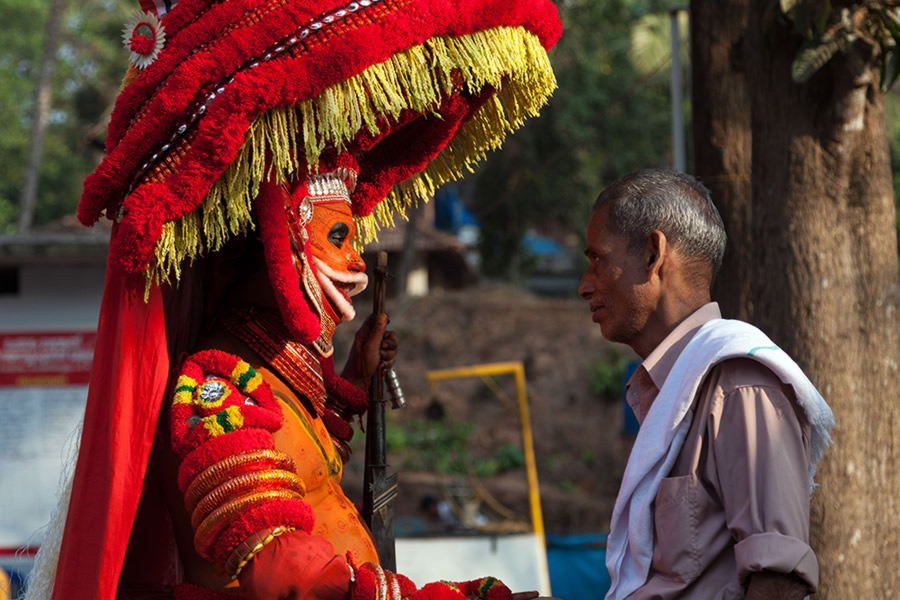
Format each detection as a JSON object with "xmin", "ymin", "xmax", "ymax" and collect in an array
[
  {"xmin": 28, "ymin": 0, "xmax": 562, "ymax": 599},
  {"xmin": 161, "ymin": 184, "xmax": 387, "ymax": 596}
]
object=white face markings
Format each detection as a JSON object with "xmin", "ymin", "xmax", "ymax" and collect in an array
[{"xmin": 311, "ymin": 257, "xmax": 368, "ymax": 322}]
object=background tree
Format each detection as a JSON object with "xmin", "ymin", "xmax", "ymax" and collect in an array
[
  {"xmin": 18, "ymin": 0, "xmax": 69, "ymax": 233},
  {"xmin": 689, "ymin": 0, "xmax": 752, "ymax": 321},
  {"xmin": 692, "ymin": 1, "xmax": 900, "ymax": 596},
  {"xmin": 0, "ymin": 0, "xmax": 130, "ymax": 233},
  {"xmin": 470, "ymin": 0, "xmax": 685, "ymax": 278}
]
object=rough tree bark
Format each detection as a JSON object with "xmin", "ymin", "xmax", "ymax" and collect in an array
[
  {"xmin": 742, "ymin": 4, "xmax": 900, "ymax": 597},
  {"xmin": 689, "ymin": 0, "xmax": 753, "ymax": 321}
]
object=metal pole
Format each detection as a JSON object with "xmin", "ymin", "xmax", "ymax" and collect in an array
[
  {"xmin": 425, "ymin": 362, "xmax": 545, "ymax": 536},
  {"xmin": 425, "ymin": 361, "xmax": 550, "ymax": 595},
  {"xmin": 670, "ymin": 9, "xmax": 685, "ymax": 172}
]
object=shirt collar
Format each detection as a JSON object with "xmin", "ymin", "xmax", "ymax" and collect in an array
[{"xmin": 625, "ymin": 302, "xmax": 722, "ymax": 422}]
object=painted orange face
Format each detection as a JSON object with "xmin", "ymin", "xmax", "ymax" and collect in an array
[
  {"xmin": 305, "ymin": 200, "xmax": 368, "ymax": 322},
  {"xmin": 307, "ymin": 201, "xmax": 364, "ymax": 273}
]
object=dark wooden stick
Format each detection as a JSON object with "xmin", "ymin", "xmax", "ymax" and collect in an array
[{"xmin": 362, "ymin": 251, "xmax": 398, "ymax": 571}]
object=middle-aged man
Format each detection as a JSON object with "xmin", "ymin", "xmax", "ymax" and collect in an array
[{"xmin": 578, "ymin": 169, "xmax": 835, "ymax": 599}]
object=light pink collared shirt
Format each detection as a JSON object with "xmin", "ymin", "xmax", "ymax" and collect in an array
[{"xmin": 623, "ymin": 303, "xmax": 817, "ymax": 599}]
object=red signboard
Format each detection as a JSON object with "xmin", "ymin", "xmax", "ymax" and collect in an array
[{"xmin": 0, "ymin": 332, "xmax": 96, "ymax": 386}]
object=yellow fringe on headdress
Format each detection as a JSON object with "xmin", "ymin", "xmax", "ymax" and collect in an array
[{"xmin": 147, "ymin": 25, "xmax": 556, "ymax": 286}]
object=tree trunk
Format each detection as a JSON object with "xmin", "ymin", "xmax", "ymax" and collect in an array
[
  {"xmin": 745, "ymin": 4, "xmax": 900, "ymax": 597},
  {"xmin": 689, "ymin": 0, "xmax": 752, "ymax": 320},
  {"xmin": 18, "ymin": 0, "xmax": 68, "ymax": 233},
  {"xmin": 396, "ymin": 203, "xmax": 420, "ymax": 297}
]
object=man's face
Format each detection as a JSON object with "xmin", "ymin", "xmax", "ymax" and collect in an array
[
  {"xmin": 306, "ymin": 200, "xmax": 368, "ymax": 322},
  {"xmin": 578, "ymin": 206, "xmax": 654, "ymax": 348}
]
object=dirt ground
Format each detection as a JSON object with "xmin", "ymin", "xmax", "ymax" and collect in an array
[{"xmin": 335, "ymin": 283, "xmax": 638, "ymax": 536}]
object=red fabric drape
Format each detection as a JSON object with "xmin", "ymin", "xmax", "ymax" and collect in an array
[{"xmin": 52, "ymin": 246, "xmax": 170, "ymax": 600}]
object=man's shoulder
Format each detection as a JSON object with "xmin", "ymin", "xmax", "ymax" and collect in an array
[
  {"xmin": 703, "ymin": 357, "xmax": 802, "ymax": 422},
  {"xmin": 710, "ymin": 356, "xmax": 788, "ymax": 389},
  {"xmin": 681, "ymin": 320, "xmax": 798, "ymax": 389},
  {"xmin": 662, "ymin": 319, "xmax": 780, "ymax": 393}
]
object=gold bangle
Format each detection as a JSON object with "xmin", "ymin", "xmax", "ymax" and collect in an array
[
  {"xmin": 190, "ymin": 469, "xmax": 306, "ymax": 529},
  {"xmin": 226, "ymin": 525, "xmax": 295, "ymax": 580},
  {"xmin": 184, "ymin": 449, "xmax": 296, "ymax": 510},
  {"xmin": 194, "ymin": 488, "xmax": 303, "ymax": 557}
]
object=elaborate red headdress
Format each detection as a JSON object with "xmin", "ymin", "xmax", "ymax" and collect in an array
[
  {"xmin": 81, "ymin": 0, "xmax": 559, "ymax": 282},
  {"xmin": 53, "ymin": 1, "xmax": 561, "ymax": 598}
]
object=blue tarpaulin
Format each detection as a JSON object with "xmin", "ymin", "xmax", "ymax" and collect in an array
[{"xmin": 546, "ymin": 532, "xmax": 610, "ymax": 600}]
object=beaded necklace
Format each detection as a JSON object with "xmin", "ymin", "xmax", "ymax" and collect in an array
[{"xmin": 222, "ymin": 308, "xmax": 328, "ymax": 418}]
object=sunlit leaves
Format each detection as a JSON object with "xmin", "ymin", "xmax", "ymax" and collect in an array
[{"xmin": 629, "ymin": 10, "xmax": 689, "ymax": 78}]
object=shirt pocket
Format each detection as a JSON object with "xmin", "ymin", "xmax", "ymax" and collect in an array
[{"xmin": 652, "ymin": 474, "xmax": 702, "ymax": 583}]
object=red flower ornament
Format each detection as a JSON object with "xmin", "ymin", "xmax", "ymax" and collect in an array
[{"xmin": 122, "ymin": 10, "xmax": 166, "ymax": 70}]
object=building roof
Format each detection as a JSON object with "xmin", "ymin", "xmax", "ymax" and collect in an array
[{"xmin": 0, "ymin": 216, "xmax": 110, "ymax": 265}]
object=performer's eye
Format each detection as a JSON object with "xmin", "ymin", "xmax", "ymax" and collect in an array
[{"xmin": 328, "ymin": 222, "xmax": 350, "ymax": 248}]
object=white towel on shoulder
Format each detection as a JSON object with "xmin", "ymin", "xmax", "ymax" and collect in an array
[{"xmin": 604, "ymin": 319, "xmax": 835, "ymax": 600}]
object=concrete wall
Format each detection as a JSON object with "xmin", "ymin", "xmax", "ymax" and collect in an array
[{"xmin": 0, "ymin": 264, "xmax": 105, "ymax": 333}]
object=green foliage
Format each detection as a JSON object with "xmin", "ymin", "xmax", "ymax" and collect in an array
[
  {"xmin": 470, "ymin": 0, "xmax": 687, "ymax": 278},
  {"xmin": 879, "ymin": 7, "xmax": 900, "ymax": 91},
  {"xmin": 589, "ymin": 348, "xmax": 631, "ymax": 400},
  {"xmin": 629, "ymin": 10, "xmax": 689, "ymax": 77},
  {"xmin": 544, "ymin": 451, "xmax": 570, "ymax": 470},
  {"xmin": 884, "ymin": 91, "xmax": 900, "ymax": 256},
  {"xmin": 783, "ymin": 0, "xmax": 833, "ymax": 39},
  {"xmin": 387, "ymin": 418, "xmax": 525, "ymax": 477},
  {"xmin": 493, "ymin": 443, "xmax": 526, "ymax": 471},
  {"xmin": 581, "ymin": 449, "xmax": 596, "ymax": 467},
  {"xmin": 0, "ymin": 0, "xmax": 131, "ymax": 231}
]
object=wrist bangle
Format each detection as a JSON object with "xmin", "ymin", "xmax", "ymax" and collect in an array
[
  {"xmin": 353, "ymin": 562, "xmax": 402, "ymax": 600},
  {"xmin": 226, "ymin": 525, "xmax": 294, "ymax": 580}
]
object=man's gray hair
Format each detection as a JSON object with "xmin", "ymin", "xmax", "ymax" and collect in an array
[{"xmin": 593, "ymin": 168, "xmax": 727, "ymax": 279}]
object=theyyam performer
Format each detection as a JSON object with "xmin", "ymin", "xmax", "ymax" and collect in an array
[{"xmin": 23, "ymin": 0, "xmax": 561, "ymax": 598}]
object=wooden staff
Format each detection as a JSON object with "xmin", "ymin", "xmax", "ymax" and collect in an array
[{"xmin": 362, "ymin": 251, "xmax": 398, "ymax": 571}]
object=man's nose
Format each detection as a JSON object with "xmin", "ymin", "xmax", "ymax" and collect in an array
[{"xmin": 577, "ymin": 273, "xmax": 593, "ymax": 300}]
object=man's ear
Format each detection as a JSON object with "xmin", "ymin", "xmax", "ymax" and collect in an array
[{"xmin": 645, "ymin": 230, "xmax": 667, "ymax": 279}]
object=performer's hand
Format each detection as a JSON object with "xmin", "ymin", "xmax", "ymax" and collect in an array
[
  {"xmin": 342, "ymin": 313, "xmax": 398, "ymax": 391},
  {"xmin": 238, "ymin": 530, "xmax": 351, "ymax": 600}
]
